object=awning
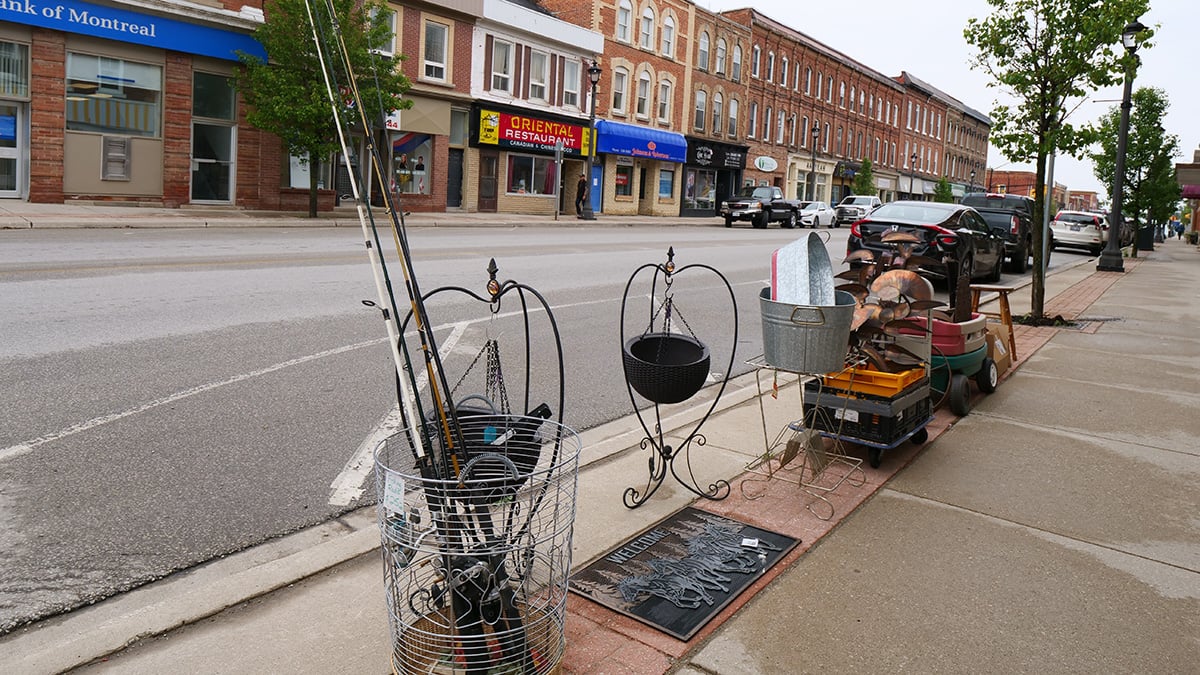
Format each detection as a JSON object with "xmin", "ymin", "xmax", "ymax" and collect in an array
[
  {"xmin": 1182, "ymin": 184, "xmax": 1200, "ymax": 199},
  {"xmin": 596, "ymin": 119, "xmax": 686, "ymax": 163}
]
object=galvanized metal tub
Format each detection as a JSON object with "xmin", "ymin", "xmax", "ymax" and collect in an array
[{"xmin": 759, "ymin": 287, "xmax": 855, "ymax": 374}]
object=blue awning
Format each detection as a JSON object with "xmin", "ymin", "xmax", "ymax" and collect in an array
[{"xmin": 595, "ymin": 120, "xmax": 687, "ymax": 163}]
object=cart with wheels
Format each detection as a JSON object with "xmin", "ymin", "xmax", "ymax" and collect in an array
[
  {"xmin": 928, "ymin": 345, "xmax": 997, "ymax": 416},
  {"xmin": 802, "ymin": 378, "xmax": 933, "ymax": 468}
]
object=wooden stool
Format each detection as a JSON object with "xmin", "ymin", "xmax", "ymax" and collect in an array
[{"xmin": 970, "ymin": 284, "xmax": 1018, "ymax": 361}]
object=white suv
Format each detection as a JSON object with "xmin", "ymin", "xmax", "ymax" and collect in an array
[
  {"xmin": 834, "ymin": 195, "xmax": 882, "ymax": 227},
  {"xmin": 1050, "ymin": 210, "xmax": 1107, "ymax": 255}
]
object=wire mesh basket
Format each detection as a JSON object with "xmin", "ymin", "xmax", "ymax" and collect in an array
[{"xmin": 375, "ymin": 416, "xmax": 581, "ymax": 675}]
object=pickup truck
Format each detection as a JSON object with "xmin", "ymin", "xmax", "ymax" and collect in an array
[
  {"xmin": 833, "ymin": 195, "xmax": 882, "ymax": 227},
  {"xmin": 720, "ymin": 186, "xmax": 800, "ymax": 229},
  {"xmin": 960, "ymin": 192, "xmax": 1042, "ymax": 273}
]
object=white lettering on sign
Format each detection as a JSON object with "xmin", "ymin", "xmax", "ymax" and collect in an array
[
  {"xmin": 1, "ymin": 1, "xmax": 160, "ymax": 38},
  {"xmin": 68, "ymin": 7, "xmax": 157, "ymax": 36}
]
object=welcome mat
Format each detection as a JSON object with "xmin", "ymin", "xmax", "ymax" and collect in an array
[{"xmin": 569, "ymin": 506, "xmax": 798, "ymax": 640}]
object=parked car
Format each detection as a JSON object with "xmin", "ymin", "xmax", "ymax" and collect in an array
[
  {"xmin": 960, "ymin": 192, "xmax": 1037, "ymax": 273},
  {"xmin": 797, "ymin": 200, "xmax": 835, "ymax": 228},
  {"xmin": 1050, "ymin": 210, "xmax": 1108, "ymax": 255},
  {"xmin": 834, "ymin": 195, "xmax": 883, "ymax": 227},
  {"xmin": 847, "ymin": 200, "xmax": 1005, "ymax": 297},
  {"xmin": 720, "ymin": 186, "xmax": 801, "ymax": 229}
]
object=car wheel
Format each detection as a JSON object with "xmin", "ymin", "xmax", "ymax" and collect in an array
[
  {"xmin": 724, "ymin": 217, "xmax": 733, "ymax": 228},
  {"xmin": 784, "ymin": 211, "xmax": 797, "ymax": 229}
]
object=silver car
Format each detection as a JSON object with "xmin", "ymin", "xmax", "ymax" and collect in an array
[
  {"xmin": 798, "ymin": 200, "xmax": 835, "ymax": 228},
  {"xmin": 1050, "ymin": 210, "xmax": 1107, "ymax": 255}
]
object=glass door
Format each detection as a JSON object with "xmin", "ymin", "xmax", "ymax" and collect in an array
[{"xmin": 0, "ymin": 102, "xmax": 23, "ymax": 198}]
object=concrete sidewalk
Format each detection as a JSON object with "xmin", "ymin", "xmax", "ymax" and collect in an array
[{"xmin": 3, "ymin": 235, "xmax": 1198, "ymax": 673}]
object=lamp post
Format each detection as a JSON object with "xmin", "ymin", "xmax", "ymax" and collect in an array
[
  {"xmin": 579, "ymin": 60, "xmax": 602, "ymax": 221},
  {"xmin": 1097, "ymin": 19, "xmax": 1146, "ymax": 272},
  {"xmin": 808, "ymin": 123, "xmax": 820, "ymax": 200},
  {"xmin": 909, "ymin": 152, "xmax": 919, "ymax": 200},
  {"xmin": 969, "ymin": 169, "xmax": 976, "ymax": 194}
]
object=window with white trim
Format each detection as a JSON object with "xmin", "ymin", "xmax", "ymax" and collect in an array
[
  {"xmin": 766, "ymin": 51, "xmax": 775, "ymax": 82},
  {"xmin": 66, "ymin": 54, "xmax": 161, "ymax": 137},
  {"xmin": 372, "ymin": 8, "xmax": 396, "ymax": 57},
  {"xmin": 661, "ymin": 15, "xmax": 675, "ymax": 57},
  {"xmin": 763, "ymin": 106, "xmax": 771, "ymax": 142},
  {"xmin": 698, "ymin": 32, "xmax": 710, "ymax": 71},
  {"xmin": 780, "ymin": 57, "xmax": 788, "ymax": 87},
  {"xmin": 636, "ymin": 70, "xmax": 650, "ymax": 118},
  {"xmin": 826, "ymin": 76, "xmax": 833, "ymax": 103},
  {"xmin": 751, "ymin": 45, "xmax": 760, "ymax": 78},
  {"xmin": 748, "ymin": 101, "xmax": 758, "ymax": 138},
  {"xmin": 657, "ymin": 80, "xmax": 671, "ymax": 121},
  {"xmin": 711, "ymin": 92, "xmax": 723, "ymax": 135},
  {"xmin": 727, "ymin": 98, "xmax": 738, "ymax": 137},
  {"xmin": 639, "ymin": 7, "xmax": 654, "ymax": 49},
  {"xmin": 731, "ymin": 45, "xmax": 742, "ymax": 81},
  {"xmin": 528, "ymin": 50, "xmax": 548, "ymax": 101},
  {"xmin": 693, "ymin": 89, "xmax": 707, "ymax": 131},
  {"xmin": 491, "ymin": 39, "xmax": 512, "ymax": 92},
  {"xmin": 815, "ymin": 71, "xmax": 822, "ymax": 99},
  {"xmin": 422, "ymin": 20, "xmax": 447, "ymax": 81},
  {"xmin": 801, "ymin": 116, "xmax": 809, "ymax": 147},
  {"xmin": 562, "ymin": 60, "xmax": 580, "ymax": 108},
  {"xmin": 849, "ymin": 86, "xmax": 855, "ymax": 112},
  {"xmin": 715, "ymin": 38, "xmax": 726, "ymax": 75},
  {"xmin": 839, "ymin": 82, "xmax": 846, "ymax": 108},
  {"xmin": 617, "ymin": 0, "xmax": 632, "ymax": 42},
  {"xmin": 612, "ymin": 67, "xmax": 628, "ymax": 112},
  {"xmin": 775, "ymin": 109, "xmax": 785, "ymax": 144}
]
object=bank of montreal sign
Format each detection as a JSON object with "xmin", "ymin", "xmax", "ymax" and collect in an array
[{"xmin": 1, "ymin": 0, "xmax": 266, "ymax": 62}]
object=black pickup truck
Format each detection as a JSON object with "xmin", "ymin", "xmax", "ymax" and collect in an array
[
  {"xmin": 720, "ymin": 186, "xmax": 801, "ymax": 229},
  {"xmin": 961, "ymin": 192, "xmax": 1046, "ymax": 273}
]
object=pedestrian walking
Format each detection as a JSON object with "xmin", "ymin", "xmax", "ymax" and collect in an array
[{"xmin": 575, "ymin": 172, "xmax": 588, "ymax": 216}]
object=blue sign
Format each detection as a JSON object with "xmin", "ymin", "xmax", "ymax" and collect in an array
[
  {"xmin": 596, "ymin": 120, "xmax": 687, "ymax": 164},
  {"xmin": 0, "ymin": 115, "xmax": 14, "ymax": 142},
  {"xmin": 0, "ymin": 0, "xmax": 267, "ymax": 62}
]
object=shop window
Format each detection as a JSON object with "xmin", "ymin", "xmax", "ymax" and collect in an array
[
  {"xmin": 505, "ymin": 153, "xmax": 556, "ymax": 195},
  {"xmin": 658, "ymin": 169, "xmax": 674, "ymax": 198},
  {"xmin": 615, "ymin": 163, "xmax": 634, "ymax": 196},
  {"xmin": 393, "ymin": 133, "xmax": 433, "ymax": 194},
  {"xmin": 423, "ymin": 21, "xmax": 447, "ymax": 81},
  {"xmin": 684, "ymin": 168, "xmax": 716, "ymax": 210},
  {"xmin": 66, "ymin": 54, "xmax": 161, "ymax": 138},
  {"xmin": 0, "ymin": 42, "xmax": 30, "ymax": 98}
]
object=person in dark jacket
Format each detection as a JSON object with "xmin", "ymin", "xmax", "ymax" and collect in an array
[{"xmin": 575, "ymin": 173, "xmax": 588, "ymax": 216}]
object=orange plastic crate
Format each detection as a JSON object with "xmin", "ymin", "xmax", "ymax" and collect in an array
[{"xmin": 820, "ymin": 366, "xmax": 925, "ymax": 398}]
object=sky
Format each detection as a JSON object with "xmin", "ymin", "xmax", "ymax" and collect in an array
[{"xmin": 700, "ymin": 0, "xmax": 1195, "ymax": 198}]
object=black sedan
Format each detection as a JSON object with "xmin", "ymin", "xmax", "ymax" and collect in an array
[{"xmin": 847, "ymin": 201, "xmax": 1005, "ymax": 296}]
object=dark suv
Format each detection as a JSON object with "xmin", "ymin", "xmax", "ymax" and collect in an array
[{"xmin": 960, "ymin": 192, "xmax": 1038, "ymax": 273}]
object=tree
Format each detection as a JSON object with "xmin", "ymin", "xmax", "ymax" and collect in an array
[
  {"xmin": 852, "ymin": 158, "xmax": 877, "ymax": 196},
  {"xmin": 964, "ymin": 0, "xmax": 1151, "ymax": 320},
  {"xmin": 934, "ymin": 176, "xmax": 955, "ymax": 203},
  {"xmin": 1090, "ymin": 86, "xmax": 1181, "ymax": 256},
  {"xmin": 237, "ymin": 0, "xmax": 410, "ymax": 217}
]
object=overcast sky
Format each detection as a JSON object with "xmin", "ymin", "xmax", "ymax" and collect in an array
[{"xmin": 700, "ymin": 0, "xmax": 1193, "ymax": 197}]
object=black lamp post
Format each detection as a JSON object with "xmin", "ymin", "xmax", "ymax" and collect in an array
[
  {"xmin": 808, "ymin": 123, "xmax": 820, "ymax": 200},
  {"xmin": 1097, "ymin": 19, "xmax": 1146, "ymax": 272},
  {"xmin": 969, "ymin": 168, "xmax": 976, "ymax": 194},
  {"xmin": 909, "ymin": 152, "xmax": 919, "ymax": 200},
  {"xmin": 580, "ymin": 60, "xmax": 602, "ymax": 221}
]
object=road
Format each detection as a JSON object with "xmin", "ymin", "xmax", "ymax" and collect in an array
[{"xmin": 0, "ymin": 224, "xmax": 1074, "ymax": 633}]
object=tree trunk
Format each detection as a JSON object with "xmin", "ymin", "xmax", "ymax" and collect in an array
[
  {"xmin": 307, "ymin": 152, "xmax": 320, "ymax": 218},
  {"xmin": 1029, "ymin": 152, "xmax": 1048, "ymax": 321}
]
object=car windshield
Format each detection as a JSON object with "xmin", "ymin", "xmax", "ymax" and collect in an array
[
  {"xmin": 841, "ymin": 197, "xmax": 874, "ymax": 206},
  {"xmin": 1056, "ymin": 212, "xmax": 1099, "ymax": 225},
  {"xmin": 800, "ymin": 202, "xmax": 818, "ymax": 210},
  {"xmin": 868, "ymin": 202, "xmax": 954, "ymax": 223},
  {"xmin": 735, "ymin": 187, "xmax": 774, "ymax": 199}
]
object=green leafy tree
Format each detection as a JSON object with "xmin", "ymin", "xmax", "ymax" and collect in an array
[
  {"xmin": 852, "ymin": 158, "xmax": 877, "ymax": 196},
  {"xmin": 965, "ymin": 0, "xmax": 1151, "ymax": 319},
  {"xmin": 1090, "ymin": 86, "xmax": 1181, "ymax": 255},
  {"xmin": 934, "ymin": 176, "xmax": 955, "ymax": 203},
  {"xmin": 237, "ymin": 0, "xmax": 410, "ymax": 217}
]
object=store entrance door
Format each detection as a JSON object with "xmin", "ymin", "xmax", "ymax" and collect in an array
[
  {"xmin": 478, "ymin": 149, "xmax": 498, "ymax": 212},
  {"xmin": 0, "ymin": 102, "xmax": 25, "ymax": 198}
]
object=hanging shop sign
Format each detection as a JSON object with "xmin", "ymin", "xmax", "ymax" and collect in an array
[
  {"xmin": 753, "ymin": 156, "xmax": 779, "ymax": 172},
  {"xmin": 686, "ymin": 140, "xmax": 747, "ymax": 169},
  {"xmin": 476, "ymin": 108, "xmax": 588, "ymax": 158}
]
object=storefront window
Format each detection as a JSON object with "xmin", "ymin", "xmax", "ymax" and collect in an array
[
  {"xmin": 66, "ymin": 54, "xmax": 162, "ymax": 137},
  {"xmin": 392, "ymin": 133, "xmax": 433, "ymax": 194},
  {"xmin": 658, "ymin": 169, "xmax": 674, "ymax": 198},
  {"xmin": 615, "ymin": 164, "xmax": 633, "ymax": 197},
  {"xmin": 505, "ymin": 153, "xmax": 556, "ymax": 195},
  {"xmin": 684, "ymin": 168, "xmax": 716, "ymax": 210}
]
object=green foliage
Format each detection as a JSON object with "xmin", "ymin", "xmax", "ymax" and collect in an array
[
  {"xmin": 933, "ymin": 176, "xmax": 955, "ymax": 203},
  {"xmin": 964, "ymin": 0, "xmax": 1151, "ymax": 316},
  {"xmin": 852, "ymin": 158, "xmax": 877, "ymax": 196},
  {"xmin": 1090, "ymin": 86, "xmax": 1181, "ymax": 241},
  {"xmin": 236, "ymin": 0, "xmax": 411, "ymax": 215}
]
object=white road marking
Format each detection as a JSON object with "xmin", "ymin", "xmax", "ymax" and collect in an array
[
  {"xmin": 0, "ymin": 338, "xmax": 386, "ymax": 464},
  {"xmin": 327, "ymin": 321, "xmax": 468, "ymax": 506}
]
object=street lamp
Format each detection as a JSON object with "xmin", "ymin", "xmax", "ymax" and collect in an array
[
  {"xmin": 579, "ymin": 60, "xmax": 602, "ymax": 221},
  {"xmin": 808, "ymin": 123, "xmax": 820, "ymax": 200},
  {"xmin": 910, "ymin": 152, "xmax": 919, "ymax": 200},
  {"xmin": 969, "ymin": 169, "xmax": 976, "ymax": 194},
  {"xmin": 1097, "ymin": 18, "xmax": 1146, "ymax": 272}
]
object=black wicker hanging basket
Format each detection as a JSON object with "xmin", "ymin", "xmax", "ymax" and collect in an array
[{"xmin": 622, "ymin": 332, "xmax": 711, "ymax": 404}]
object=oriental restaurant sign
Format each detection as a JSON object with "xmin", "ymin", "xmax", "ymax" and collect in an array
[{"xmin": 476, "ymin": 108, "xmax": 590, "ymax": 158}]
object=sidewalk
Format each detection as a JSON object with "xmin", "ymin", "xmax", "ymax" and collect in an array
[{"xmin": 3, "ymin": 231, "xmax": 1198, "ymax": 673}]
